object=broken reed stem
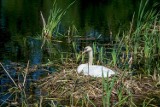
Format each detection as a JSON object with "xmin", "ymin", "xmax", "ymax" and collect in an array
[
  {"xmin": 40, "ymin": 11, "xmax": 47, "ymax": 49},
  {"xmin": 23, "ymin": 60, "xmax": 30, "ymax": 87},
  {"xmin": 40, "ymin": 11, "xmax": 46, "ymax": 30},
  {"xmin": 0, "ymin": 62, "xmax": 18, "ymax": 87},
  {"xmin": 39, "ymin": 96, "xmax": 43, "ymax": 107}
]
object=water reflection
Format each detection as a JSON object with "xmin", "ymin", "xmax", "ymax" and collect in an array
[
  {"xmin": 0, "ymin": 0, "xmax": 159, "ymax": 61},
  {"xmin": 0, "ymin": 0, "xmax": 137, "ymax": 37}
]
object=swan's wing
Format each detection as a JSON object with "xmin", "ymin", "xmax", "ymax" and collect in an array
[
  {"xmin": 77, "ymin": 64, "xmax": 88, "ymax": 73},
  {"xmin": 82, "ymin": 65, "xmax": 115, "ymax": 77}
]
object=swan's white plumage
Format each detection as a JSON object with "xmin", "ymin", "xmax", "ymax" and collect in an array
[
  {"xmin": 77, "ymin": 64, "xmax": 88, "ymax": 74},
  {"xmin": 77, "ymin": 64, "xmax": 115, "ymax": 77},
  {"xmin": 77, "ymin": 46, "xmax": 115, "ymax": 77}
]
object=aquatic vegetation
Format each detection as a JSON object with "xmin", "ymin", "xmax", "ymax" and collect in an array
[
  {"xmin": 102, "ymin": 75, "xmax": 116, "ymax": 107},
  {"xmin": 72, "ymin": 42, "xmax": 82, "ymax": 63},
  {"xmin": 0, "ymin": 62, "xmax": 29, "ymax": 106},
  {"xmin": 40, "ymin": 0, "xmax": 75, "ymax": 60},
  {"xmin": 1, "ymin": 0, "xmax": 160, "ymax": 106},
  {"xmin": 110, "ymin": 0, "xmax": 160, "ymax": 74},
  {"xmin": 111, "ymin": 49, "xmax": 117, "ymax": 66},
  {"xmin": 40, "ymin": 1, "xmax": 75, "ymax": 46},
  {"xmin": 98, "ymin": 46, "xmax": 105, "ymax": 64}
]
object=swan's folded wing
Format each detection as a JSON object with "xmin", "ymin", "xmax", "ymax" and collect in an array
[{"xmin": 82, "ymin": 65, "xmax": 115, "ymax": 77}]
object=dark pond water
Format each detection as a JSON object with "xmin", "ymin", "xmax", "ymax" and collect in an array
[{"xmin": 1, "ymin": 0, "xmax": 159, "ymax": 62}]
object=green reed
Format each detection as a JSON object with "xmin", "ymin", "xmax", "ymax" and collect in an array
[
  {"xmin": 92, "ymin": 42, "xmax": 97, "ymax": 63},
  {"xmin": 116, "ymin": 0, "xmax": 160, "ymax": 74},
  {"xmin": 72, "ymin": 42, "xmax": 81, "ymax": 63},
  {"xmin": 111, "ymin": 49, "xmax": 117, "ymax": 66},
  {"xmin": 114, "ymin": 86, "xmax": 129, "ymax": 107},
  {"xmin": 102, "ymin": 76, "xmax": 116, "ymax": 107},
  {"xmin": 40, "ymin": 1, "xmax": 65, "ymax": 49},
  {"xmin": 83, "ymin": 94, "xmax": 96, "ymax": 107},
  {"xmin": 40, "ymin": 0, "xmax": 75, "ymax": 61},
  {"xmin": 142, "ymin": 98, "xmax": 154, "ymax": 107},
  {"xmin": 99, "ymin": 47, "xmax": 105, "ymax": 64}
]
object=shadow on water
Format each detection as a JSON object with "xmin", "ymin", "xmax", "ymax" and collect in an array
[{"xmin": 26, "ymin": 37, "xmax": 43, "ymax": 65}]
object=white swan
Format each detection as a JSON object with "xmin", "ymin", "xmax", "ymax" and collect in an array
[{"xmin": 77, "ymin": 46, "xmax": 115, "ymax": 77}]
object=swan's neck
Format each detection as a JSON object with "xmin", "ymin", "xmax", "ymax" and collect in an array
[{"xmin": 88, "ymin": 50, "xmax": 93, "ymax": 65}]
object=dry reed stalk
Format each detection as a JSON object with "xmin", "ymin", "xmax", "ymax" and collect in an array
[
  {"xmin": 0, "ymin": 62, "xmax": 18, "ymax": 87},
  {"xmin": 37, "ymin": 68, "xmax": 160, "ymax": 106}
]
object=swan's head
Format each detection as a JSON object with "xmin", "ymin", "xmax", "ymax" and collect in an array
[{"xmin": 83, "ymin": 46, "xmax": 92, "ymax": 54}]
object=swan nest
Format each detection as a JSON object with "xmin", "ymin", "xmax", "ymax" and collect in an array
[{"xmin": 38, "ymin": 68, "xmax": 160, "ymax": 106}]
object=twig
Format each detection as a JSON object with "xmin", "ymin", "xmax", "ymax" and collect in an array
[
  {"xmin": 39, "ymin": 96, "xmax": 43, "ymax": 107},
  {"xmin": 0, "ymin": 62, "xmax": 18, "ymax": 87},
  {"xmin": 23, "ymin": 60, "xmax": 29, "ymax": 86},
  {"xmin": 0, "ymin": 91, "xmax": 16, "ymax": 106}
]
